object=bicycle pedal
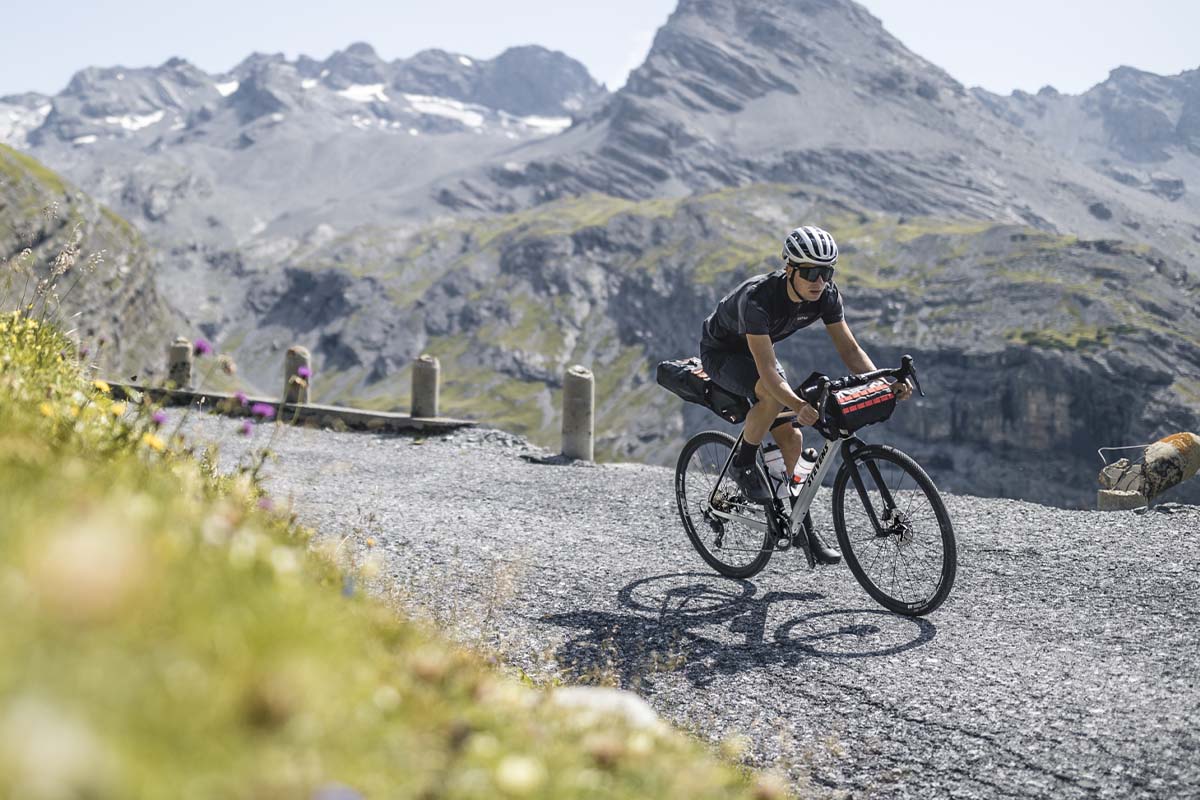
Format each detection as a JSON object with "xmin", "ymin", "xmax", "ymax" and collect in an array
[{"xmin": 774, "ymin": 535, "xmax": 791, "ymax": 551}]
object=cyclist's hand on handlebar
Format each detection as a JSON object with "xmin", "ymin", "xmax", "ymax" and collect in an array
[
  {"xmin": 892, "ymin": 379, "xmax": 913, "ymax": 402},
  {"xmin": 791, "ymin": 401, "xmax": 819, "ymax": 427}
]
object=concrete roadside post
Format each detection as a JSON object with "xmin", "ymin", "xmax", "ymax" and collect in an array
[
  {"xmin": 1097, "ymin": 490, "xmax": 1146, "ymax": 511},
  {"xmin": 562, "ymin": 364, "xmax": 594, "ymax": 462},
  {"xmin": 284, "ymin": 346, "xmax": 311, "ymax": 404},
  {"xmin": 168, "ymin": 336, "xmax": 193, "ymax": 389},
  {"xmin": 412, "ymin": 354, "xmax": 439, "ymax": 418}
]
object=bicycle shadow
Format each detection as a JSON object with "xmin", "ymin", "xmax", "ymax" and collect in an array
[{"xmin": 540, "ymin": 572, "xmax": 937, "ymax": 689}]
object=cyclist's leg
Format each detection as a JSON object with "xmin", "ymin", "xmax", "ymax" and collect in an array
[
  {"xmin": 771, "ymin": 417, "xmax": 803, "ymax": 475},
  {"xmin": 744, "ymin": 383, "xmax": 783, "ymax": 446}
]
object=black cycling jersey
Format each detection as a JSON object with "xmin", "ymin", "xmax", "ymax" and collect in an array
[{"xmin": 701, "ymin": 269, "xmax": 844, "ymax": 354}]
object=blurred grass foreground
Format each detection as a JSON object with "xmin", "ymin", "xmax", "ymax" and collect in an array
[{"xmin": 0, "ymin": 309, "xmax": 784, "ymax": 798}]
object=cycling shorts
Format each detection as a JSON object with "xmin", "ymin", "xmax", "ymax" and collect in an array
[{"xmin": 699, "ymin": 346, "xmax": 787, "ymax": 406}]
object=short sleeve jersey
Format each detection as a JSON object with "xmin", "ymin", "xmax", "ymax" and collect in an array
[{"xmin": 701, "ymin": 270, "xmax": 844, "ymax": 354}]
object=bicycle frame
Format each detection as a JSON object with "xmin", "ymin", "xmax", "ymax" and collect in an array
[{"xmin": 706, "ymin": 431, "xmax": 901, "ymax": 541}]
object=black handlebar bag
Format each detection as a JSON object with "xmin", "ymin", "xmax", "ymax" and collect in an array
[
  {"xmin": 656, "ymin": 357, "xmax": 751, "ymax": 425},
  {"xmin": 798, "ymin": 371, "xmax": 898, "ymax": 436}
]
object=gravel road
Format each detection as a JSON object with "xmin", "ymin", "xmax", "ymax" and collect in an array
[{"xmin": 173, "ymin": 410, "xmax": 1200, "ymax": 799}]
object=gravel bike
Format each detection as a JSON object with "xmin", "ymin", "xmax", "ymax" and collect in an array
[{"xmin": 673, "ymin": 355, "xmax": 956, "ymax": 616}]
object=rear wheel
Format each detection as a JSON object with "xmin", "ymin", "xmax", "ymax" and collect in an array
[
  {"xmin": 832, "ymin": 444, "xmax": 956, "ymax": 615},
  {"xmin": 675, "ymin": 431, "xmax": 772, "ymax": 579}
]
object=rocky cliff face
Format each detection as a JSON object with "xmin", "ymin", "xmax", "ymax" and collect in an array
[
  {"xmin": 0, "ymin": 145, "xmax": 180, "ymax": 376},
  {"xmin": 215, "ymin": 184, "xmax": 1200, "ymax": 508}
]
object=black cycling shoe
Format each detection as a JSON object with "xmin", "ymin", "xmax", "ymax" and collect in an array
[
  {"xmin": 732, "ymin": 463, "xmax": 773, "ymax": 504},
  {"xmin": 806, "ymin": 526, "xmax": 842, "ymax": 565}
]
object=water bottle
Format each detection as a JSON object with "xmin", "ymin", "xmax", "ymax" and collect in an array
[
  {"xmin": 761, "ymin": 443, "xmax": 791, "ymax": 500},
  {"xmin": 792, "ymin": 447, "xmax": 819, "ymax": 488}
]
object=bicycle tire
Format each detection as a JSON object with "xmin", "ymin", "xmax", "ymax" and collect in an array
[
  {"xmin": 832, "ymin": 444, "xmax": 956, "ymax": 615},
  {"xmin": 675, "ymin": 431, "xmax": 772, "ymax": 579}
]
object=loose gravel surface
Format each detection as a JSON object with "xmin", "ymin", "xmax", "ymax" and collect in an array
[{"xmin": 175, "ymin": 411, "xmax": 1200, "ymax": 799}]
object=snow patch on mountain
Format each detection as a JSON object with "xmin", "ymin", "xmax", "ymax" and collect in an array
[
  {"xmin": 215, "ymin": 80, "xmax": 239, "ymax": 97},
  {"xmin": 339, "ymin": 83, "xmax": 390, "ymax": 103},
  {"xmin": 403, "ymin": 94, "xmax": 484, "ymax": 128},
  {"xmin": 103, "ymin": 109, "xmax": 165, "ymax": 131},
  {"xmin": 0, "ymin": 102, "xmax": 51, "ymax": 147},
  {"xmin": 518, "ymin": 115, "xmax": 572, "ymax": 135}
]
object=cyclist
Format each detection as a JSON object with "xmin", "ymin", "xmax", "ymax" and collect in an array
[{"xmin": 700, "ymin": 225, "xmax": 913, "ymax": 559}]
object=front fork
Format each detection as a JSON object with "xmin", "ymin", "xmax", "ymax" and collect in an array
[{"xmin": 842, "ymin": 440, "xmax": 901, "ymax": 537}]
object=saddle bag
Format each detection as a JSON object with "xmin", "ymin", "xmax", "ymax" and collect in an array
[{"xmin": 656, "ymin": 357, "xmax": 751, "ymax": 425}]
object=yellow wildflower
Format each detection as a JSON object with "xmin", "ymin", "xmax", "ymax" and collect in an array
[
  {"xmin": 494, "ymin": 756, "xmax": 547, "ymax": 795},
  {"xmin": 110, "ymin": 402, "xmax": 127, "ymax": 416},
  {"xmin": 39, "ymin": 402, "xmax": 54, "ymax": 417},
  {"xmin": 92, "ymin": 379, "xmax": 111, "ymax": 394},
  {"xmin": 142, "ymin": 433, "xmax": 166, "ymax": 452}
]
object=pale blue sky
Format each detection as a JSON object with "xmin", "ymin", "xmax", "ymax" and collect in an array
[{"xmin": 2, "ymin": 1, "xmax": 1195, "ymax": 98}]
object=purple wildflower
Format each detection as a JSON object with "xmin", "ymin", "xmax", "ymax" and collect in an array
[
  {"xmin": 240, "ymin": 419, "xmax": 254, "ymax": 437},
  {"xmin": 297, "ymin": 365, "xmax": 312, "ymax": 379},
  {"xmin": 313, "ymin": 783, "xmax": 363, "ymax": 800},
  {"xmin": 193, "ymin": 338, "xmax": 213, "ymax": 356},
  {"xmin": 250, "ymin": 402, "xmax": 275, "ymax": 420},
  {"xmin": 257, "ymin": 497, "xmax": 273, "ymax": 511},
  {"xmin": 151, "ymin": 410, "xmax": 168, "ymax": 427},
  {"xmin": 235, "ymin": 391, "xmax": 249, "ymax": 407}
]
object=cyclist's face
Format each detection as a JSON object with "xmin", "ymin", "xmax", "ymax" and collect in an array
[{"xmin": 789, "ymin": 267, "xmax": 828, "ymax": 301}]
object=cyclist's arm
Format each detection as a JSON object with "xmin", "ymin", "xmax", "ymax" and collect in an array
[
  {"xmin": 746, "ymin": 334, "xmax": 810, "ymax": 412},
  {"xmin": 826, "ymin": 321, "xmax": 912, "ymax": 399},
  {"xmin": 825, "ymin": 321, "xmax": 877, "ymax": 374}
]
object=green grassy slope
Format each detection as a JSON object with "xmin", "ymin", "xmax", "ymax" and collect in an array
[{"xmin": 0, "ymin": 312, "xmax": 783, "ymax": 799}]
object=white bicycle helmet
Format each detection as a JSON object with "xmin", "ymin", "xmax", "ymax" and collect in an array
[{"xmin": 782, "ymin": 225, "xmax": 838, "ymax": 266}]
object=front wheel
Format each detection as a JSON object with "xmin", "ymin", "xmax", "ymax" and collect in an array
[
  {"xmin": 675, "ymin": 431, "xmax": 772, "ymax": 579},
  {"xmin": 832, "ymin": 444, "xmax": 956, "ymax": 615}
]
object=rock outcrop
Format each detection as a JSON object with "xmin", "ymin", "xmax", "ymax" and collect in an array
[{"xmin": 0, "ymin": 145, "xmax": 180, "ymax": 377}]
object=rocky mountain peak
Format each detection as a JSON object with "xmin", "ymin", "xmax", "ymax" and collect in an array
[
  {"xmin": 392, "ymin": 49, "xmax": 478, "ymax": 101},
  {"xmin": 626, "ymin": 0, "xmax": 961, "ymax": 109},
  {"xmin": 228, "ymin": 59, "xmax": 300, "ymax": 123},
  {"xmin": 231, "ymin": 52, "xmax": 289, "ymax": 80},
  {"xmin": 343, "ymin": 41, "xmax": 379, "ymax": 58},
  {"xmin": 1080, "ymin": 65, "xmax": 1200, "ymax": 162},
  {"xmin": 390, "ymin": 45, "xmax": 604, "ymax": 118},
  {"xmin": 474, "ymin": 46, "xmax": 604, "ymax": 117},
  {"xmin": 323, "ymin": 42, "xmax": 389, "ymax": 88}
]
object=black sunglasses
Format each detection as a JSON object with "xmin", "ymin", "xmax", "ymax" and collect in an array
[{"xmin": 789, "ymin": 264, "xmax": 835, "ymax": 283}]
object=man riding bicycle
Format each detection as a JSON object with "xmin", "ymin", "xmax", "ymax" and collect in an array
[{"xmin": 700, "ymin": 225, "xmax": 913, "ymax": 559}]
